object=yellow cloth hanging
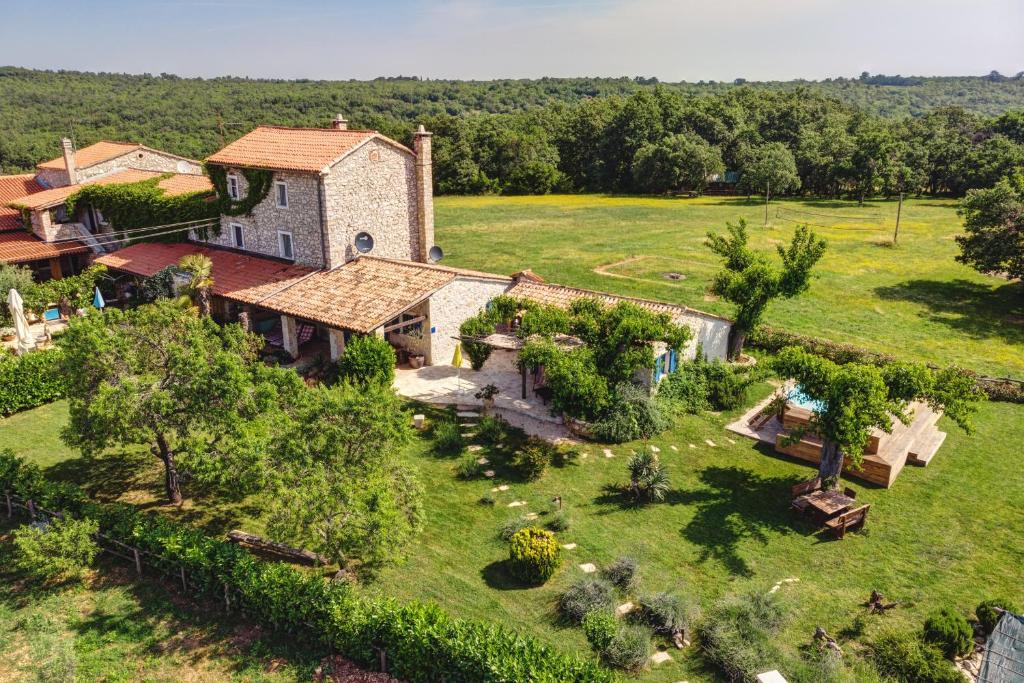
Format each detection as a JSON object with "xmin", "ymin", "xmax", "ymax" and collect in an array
[{"xmin": 452, "ymin": 342, "xmax": 463, "ymax": 368}]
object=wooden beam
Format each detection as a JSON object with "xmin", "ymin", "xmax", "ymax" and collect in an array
[{"xmin": 382, "ymin": 315, "xmax": 426, "ymax": 334}]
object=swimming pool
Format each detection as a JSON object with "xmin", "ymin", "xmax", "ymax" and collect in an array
[{"xmin": 787, "ymin": 385, "xmax": 826, "ymax": 413}]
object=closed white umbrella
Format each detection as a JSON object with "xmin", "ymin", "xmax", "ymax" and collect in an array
[{"xmin": 7, "ymin": 288, "xmax": 33, "ymax": 355}]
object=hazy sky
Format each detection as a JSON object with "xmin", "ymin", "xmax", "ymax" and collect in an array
[{"xmin": 1, "ymin": 0, "xmax": 1021, "ymax": 81}]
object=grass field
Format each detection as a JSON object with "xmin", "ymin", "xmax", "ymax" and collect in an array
[
  {"xmin": 4, "ymin": 391, "xmax": 1022, "ymax": 682},
  {"xmin": 435, "ymin": 195, "xmax": 1024, "ymax": 378}
]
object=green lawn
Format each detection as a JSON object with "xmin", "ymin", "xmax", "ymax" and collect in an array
[
  {"xmin": 435, "ymin": 195, "xmax": 1024, "ymax": 378},
  {"xmin": 4, "ymin": 393, "xmax": 1022, "ymax": 681}
]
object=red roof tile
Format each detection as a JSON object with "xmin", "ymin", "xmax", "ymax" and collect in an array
[
  {"xmin": 205, "ymin": 125, "xmax": 411, "ymax": 173},
  {"xmin": 0, "ymin": 174, "xmax": 43, "ymax": 231},
  {"xmin": 7, "ymin": 170, "xmax": 212, "ymax": 211},
  {"xmin": 37, "ymin": 141, "xmax": 141, "ymax": 171},
  {"xmin": 0, "ymin": 231, "xmax": 89, "ymax": 264}
]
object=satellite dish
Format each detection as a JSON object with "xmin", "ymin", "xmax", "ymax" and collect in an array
[
  {"xmin": 428, "ymin": 245, "xmax": 444, "ymax": 263},
  {"xmin": 354, "ymin": 232, "xmax": 375, "ymax": 254}
]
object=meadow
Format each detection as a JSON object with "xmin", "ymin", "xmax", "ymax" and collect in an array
[{"xmin": 435, "ymin": 195, "xmax": 1024, "ymax": 378}]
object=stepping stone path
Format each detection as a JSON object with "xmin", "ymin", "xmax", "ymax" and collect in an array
[
  {"xmin": 561, "ymin": 543, "xmax": 577, "ymax": 550},
  {"xmin": 507, "ymin": 500, "xmax": 526, "ymax": 508},
  {"xmin": 457, "ymin": 411, "xmax": 479, "ymax": 419},
  {"xmin": 468, "ymin": 445, "xmax": 483, "ymax": 452},
  {"xmin": 650, "ymin": 651, "xmax": 673, "ymax": 665},
  {"xmin": 524, "ymin": 512, "xmax": 539, "ymax": 520},
  {"xmin": 578, "ymin": 562, "xmax": 597, "ymax": 573},
  {"xmin": 484, "ymin": 470, "xmax": 495, "ymax": 478},
  {"xmin": 616, "ymin": 602, "xmax": 635, "ymax": 617},
  {"xmin": 705, "ymin": 439, "xmax": 717, "ymax": 447},
  {"xmin": 476, "ymin": 457, "xmax": 490, "ymax": 465},
  {"xmin": 670, "ymin": 445, "xmax": 679, "ymax": 452},
  {"xmin": 689, "ymin": 444, "xmax": 697, "ymax": 449},
  {"xmin": 650, "ymin": 445, "xmax": 660, "ymax": 453},
  {"xmin": 581, "ymin": 452, "xmax": 589, "ymax": 459},
  {"xmin": 767, "ymin": 577, "xmax": 800, "ymax": 595},
  {"xmin": 726, "ymin": 437, "xmax": 736, "ymax": 445},
  {"xmin": 490, "ymin": 484, "xmax": 510, "ymax": 492},
  {"xmin": 603, "ymin": 448, "xmax": 615, "ymax": 458}
]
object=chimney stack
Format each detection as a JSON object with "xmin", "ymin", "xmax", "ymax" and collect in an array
[
  {"xmin": 331, "ymin": 114, "xmax": 348, "ymax": 130},
  {"xmin": 61, "ymin": 137, "xmax": 78, "ymax": 185},
  {"xmin": 413, "ymin": 125, "xmax": 434, "ymax": 263}
]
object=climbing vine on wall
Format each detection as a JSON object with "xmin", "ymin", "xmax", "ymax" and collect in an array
[
  {"xmin": 66, "ymin": 175, "xmax": 219, "ymax": 242},
  {"xmin": 205, "ymin": 164, "xmax": 274, "ymax": 217}
]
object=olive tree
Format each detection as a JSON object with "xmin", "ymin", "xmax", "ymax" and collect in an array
[{"xmin": 773, "ymin": 346, "xmax": 983, "ymax": 488}]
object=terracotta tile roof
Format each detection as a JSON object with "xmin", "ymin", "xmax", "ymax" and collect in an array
[
  {"xmin": 205, "ymin": 125, "xmax": 411, "ymax": 173},
  {"xmin": 507, "ymin": 279, "xmax": 731, "ymax": 324},
  {"xmin": 37, "ymin": 141, "xmax": 141, "ymax": 171},
  {"xmin": 95, "ymin": 242, "xmax": 314, "ymax": 305},
  {"xmin": 0, "ymin": 231, "xmax": 89, "ymax": 264},
  {"xmin": 0, "ymin": 174, "xmax": 43, "ymax": 231},
  {"xmin": 366, "ymin": 256, "xmax": 512, "ymax": 283},
  {"xmin": 7, "ymin": 170, "xmax": 212, "ymax": 211},
  {"xmin": 261, "ymin": 257, "xmax": 458, "ymax": 332}
]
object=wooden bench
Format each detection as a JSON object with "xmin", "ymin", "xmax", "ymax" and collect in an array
[
  {"xmin": 824, "ymin": 504, "xmax": 870, "ymax": 539},
  {"xmin": 790, "ymin": 477, "xmax": 821, "ymax": 513}
]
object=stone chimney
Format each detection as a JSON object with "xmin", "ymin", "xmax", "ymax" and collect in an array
[
  {"xmin": 413, "ymin": 125, "xmax": 434, "ymax": 263},
  {"xmin": 61, "ymin": 137, "xmax": 78, "ymax": 185},
  {"xmin": 331, "ymin": 114, "xmax": 348, "ymax": 130}
]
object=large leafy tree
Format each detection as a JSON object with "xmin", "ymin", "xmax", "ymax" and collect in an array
[
  {"xmin": 265, "ymin": 382, "xmax": 423, "ymax": 576},
  {"xmin": 773, "ymin": 346, "xmax": 983, "ymax": 488},
  {"xmin": 706, "ymin": 220, "xmax": 827, "ymax": 360},
  {"xmin": 738, "ymin": 142, "xmax": 801, "ymax": 197},
  {"xmin": 631, "ymin": 133, "xmax": 725, "ymax": 195},
  {"xmin": 58, "ymin": 300, "xmax": 304, "ymax": 504},
  {"xmin": 0, "ymin": 263, "xmax": 34, "ymax": 325},
  {"xmin": 956, "ymin": 177, "xmax": 1024, "ymax": 280}
]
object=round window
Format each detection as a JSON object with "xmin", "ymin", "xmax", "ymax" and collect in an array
[{"xmin": 354, "ymin": 232, "xmax": 375, "ymax": 253}]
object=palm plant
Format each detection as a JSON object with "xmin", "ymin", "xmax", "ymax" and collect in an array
[
  {"xmin": 177, "ymin": 254, "xmax": 214, "ymax": 317},
  {"xmin": 627, "ymin": 451, "xmax": 669, "ymax": 503}
]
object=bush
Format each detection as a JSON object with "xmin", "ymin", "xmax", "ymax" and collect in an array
[
  {"xmin": 702, "ymin": 360, "xmax": 751, "ymax": 410},
  {"xmin": 476, "ymin": 415, "xmax": 506, "ymax": 444},
  {"xmin": 870, "ymin": 630, "xmax": 965, "ymax": 683},
  {"xmin": 545, "ymin": 347, "xmax": 610, "ymax": 421},
  {"xmin": 455, "ymin": 455, "xmax": 483, "ymax": 479},
  {"xmin": 592, "ymin": 382, "xmax": 672, "ymax": 443},
  {"xmin": 508, "ymin": 527, "xmax": 560, "ymax": 585},
  {"xmin": 337, "ymin": 334, "xmax": 396, "ymax": 385},
  {"xmin": 479, "ymin": 492, "xmax": 496, "ymax": 506},
  {"xmin": 559, "ymin": 578, "xmax": 616, "ymax": 623},
  {"xmin": 977, "ymin": 598, "xmax": 1020, "ymax": 634},
  {"xmin": 459, "ymin": 313, "xmax": 494, "ymax": 370},
  {"xmin": 627, "ymin": 451, "xmax": 670, "ymax": 503},
  {"xmin": 0, "ymin": 348, "xmax": 67, "ymax": 415},
  {"xmin": 658, "ymin": 364, "xmax": 709, "ymax": 414},
  {"xmin": 582, "ymin": 609, "xmax": 617, "ymax": 652},
  {"xmin": 700, "ymin": 591, "xmax": 787, "ymax": 682},
  {"xmin": 512, "ymin": 437, "xmax": 555, "ymax": 480},
  {"xmin": 432, "ymin": 420, "xmax": 465, "ymax": 455},
  {"xmin": 546, "ymin": 510, "xmax": 570, "ymax": 532},
  {"xmin": 923, "ymin": 608, "xmax": 974, "ymax": 659},
  {"xmin": 602, "ymin": 556, "xmax": 639, "ymax": 592},
  {"xmin": 602, "ymin": 624, "xmax": 653, "ymax": 672},
  {"xmin": 13, "ymin": 516, "xmax": 99, "ymax": 580},
  {"xmin": 498, "ymin": 516, "xmax": 532, "ymax": 541},
  {"xmin": 639, "ymin": 591, "xmax": 691, "ymax": 635},
  {"xmin": 0, "ymin": 263, "xmax": 34, "ymax": 326}
]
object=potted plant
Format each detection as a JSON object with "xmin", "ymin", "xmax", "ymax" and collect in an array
[
  {"xmin": 475, "ymin": 384, "xmax": 500, "ymax": 413},
  {"xmin": 409, "ymin": 353, "xmax": 426, "ymax": 369}
]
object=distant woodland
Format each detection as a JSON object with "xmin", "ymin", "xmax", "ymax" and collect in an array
[{"xmin": 1, "ymin": 67, "xmax": 1022, "ymax": 197}]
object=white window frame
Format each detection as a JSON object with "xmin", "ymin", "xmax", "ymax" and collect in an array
[
  {"xmin": 274, "ymin": 180, "xmax": 288, "ymax": 209},
  {"xmin": 277, "ymin": 229, "xmax": 294, "ymax": 260},
  {"xmin": 230, "ymin": 223, "xmax": 244, "ymax": 249},
  {"xmin": 226, "ymin": 174, "xmax": 240, "ymax": 200}
]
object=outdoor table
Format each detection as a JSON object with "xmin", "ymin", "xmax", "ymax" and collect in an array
[{"xmin": 801, "ymin": 489, "xmax": 855, "ymax": 522}]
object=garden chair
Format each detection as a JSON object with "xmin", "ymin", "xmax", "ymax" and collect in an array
[
  {"xmin": 824, "ymin": 504, "xmax": 871, "ymax": 539},
  {"xmin": 790, "ymin": 477, "xmax": 821, "ymax": 514}
]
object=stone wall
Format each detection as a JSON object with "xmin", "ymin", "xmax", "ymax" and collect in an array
[
  {"xmin": 36, "ymin": 149, "xmax": 202, "ymax": 188},
  {"xmin": 322, "ymin": 138, "xmax": 418, "ymax": 267},
  {"xmin": 678, "ymin": 312, "xmax": 731, "ymax": 361},
  {"xmin": 200, "ymin": 169, "xmax": 326, "ymax": 268},
  {"xmin": 426, "ymin": 276, "xmax": 512, "ymax": 366}
]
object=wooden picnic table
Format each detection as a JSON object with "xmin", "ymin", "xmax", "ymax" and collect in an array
[{"xmin": 801, "ymin": 489, "xmax": 855, "ymax": 519}]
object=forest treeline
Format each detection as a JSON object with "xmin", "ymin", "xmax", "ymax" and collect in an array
[{"xmin": 1, "ymin": 67, "xmax": 1022, "ymax": 198}]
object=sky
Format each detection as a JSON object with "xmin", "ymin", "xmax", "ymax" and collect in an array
[{"xmin": 0, "ymin": 0, "xmax": 1021, "ymax": 82}]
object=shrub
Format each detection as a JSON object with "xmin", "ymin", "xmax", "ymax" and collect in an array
[
  {"xmin": 518, "ymin": 305, "xmax": 571, "ymax": 338},
  {"xmin": 627, "ymin": 451, "xmax": 670, "ymax": 503},
  {"xmin": 508, "ymin": 527, "xmax": 560, "ymax": 585},
  {"xmin": 977, "ymin": 598, "xmax": 1020, "ymax": 634},
  {"xmin": 658, "ymin": 363, "xmax": 709, "ymax": 414},
  {"xmin": 870, "ymin": 630, "xmax": 965, "ymax": 683},
  {"xmin": 546, "ymin": 510, "xmax": 570, "ymax": 532},
  {"xmin": 479, "ymin": 492, "xmax": 495, "ymax": 506},
  {"xmin": 582, "ymin": 609, "xmax": 617, "ymax": 652},
  {"xmin": 700, "ymin": 591, "xmax": 787, "ymax": 682},
  {"xmin": 455, "ymin": 455, "xmax": 483, "ymax": 479},
  {"xmin": 0, "ymin": 348, "xmax": 67, "ymax": 416},
  {"xmin": 337, "ymin": 334, "xmax": 396, "ymax": 385},
  {"xmin": 512, "ymin": 437, "xmax": 555, "ymax": 480},
  {"xmin": 475, "ymin": 415, "xmax": 506, "ymax": 444},
  {"xmin": 702, "ymin": 360, "xmax": 751, "ymax": 410},
  {"xmin": 13, "ymin": 516, "xmax": 99, "ymax": 580},
  {"xmin": 923, "ymin": 608, "xmax": 974, "ymax": 659},
  {"xmin": 545, "ymin": 347, "xmax": 610, "ymax": 421},
  {"xmin": 639, "ymin": 591, "xmax": 691, "ymax": 635},
  {"xmin": 593, "ymin": 382, "xmax": 672, "ymax": 443},
  {"xmin": 432, "ymin": 420, "xmax": 465, "ymax": 455},
  {"xmin": 602, "ymin": 556, "xmax": 639, "ymax": 592},
  {"xmin": 499, "ymin": 516, "xmax": 532, "ymax": 541},
  {"xmin": 459, "ymin": 313, "xmax": 494, "ymax": 370},
  {"xmin": 602, "ymin": 624, "xmax": 653, "ymax": 672},
  {"xmin": 0, "ymin": 263, "xmax": 34, "ymax": 326},
  {"xmin": 559, "ymin": 578, "xmax": 616, "ymax": 623}
]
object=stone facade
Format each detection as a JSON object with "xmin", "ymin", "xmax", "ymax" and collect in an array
[
  {"xmin": 322, "ymin": 138, "xmax": 418, "ymax": 266},
  {"xmin": 29, "ymin": 210, "xmax": 83, "ymax": 242},
  {"xmin": 424, "ymin": 276, "xmax": 512, "ymax": 365},
  {"xmin": 678, "ymin": 311, "xmax": 731, "ymax": 361},
  {"xmin": 201, "ymin": 169, "xmax": 326, "ymax": 268},
  {"xmin": 36, "ymin": 149, "xmax": 202, "ymax": 188}
]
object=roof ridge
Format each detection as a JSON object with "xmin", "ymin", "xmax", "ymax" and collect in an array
[
  {"xmin": 254, "ymin": 124, "xmax": 379, "ymax": 134},
  {"xmin": 362, "ymin": 255, "xmax": 512, "ymax": 281},
  {"xmin": 514, "ymin": 279, "xmax": 731, "ymax": 322}
]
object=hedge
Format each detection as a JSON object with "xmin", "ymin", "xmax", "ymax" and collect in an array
[
  {"xmin": 0, "ymin": 451, "xmax": 615, "ymax": 683},
  {"xmin": 0, "ymin": 348, "xmax": 66, "ymax": 416},
  {"xmin": 749, "ymin": 325, "xmax": 1024, "ymax": 403}
]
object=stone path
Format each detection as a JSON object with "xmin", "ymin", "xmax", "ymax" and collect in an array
[
  {"xmin": 524, "ymin": 512, "xmax": 538, "ymax": 520},
  {"xmin": 603, "ymin": 448, "xmax": 615, "ymax": 458},
  {"xmin": 468, "ymin": 444, "xmax": 483, "ymax": 452},
  {"xmin": 705, "ymin": 439, "xmax": 717, "ymax": 447},
  {"xmin": 484, "ymin": 470, "xmax": 495, "ymax": 478},
  {"xmin": 561, "ymin": 542, "xmax": 577, "ymax": 550},
  {"xmin": 688, "ymin": 444, "xmax": 697, "ymax": 449},
  {"xmin": 650, "ymin": 651, "xmax": 673, "ymax": 664},
  {"xmin": 616, "ymin": 602, "xmax": 635, "ymax": 616},
  {"xmin": 508, "ymin": 500, "xmax": 526, "ymax": 508},
  {"xmin": 650, "ymin": 445, "xmax": 660, "ymax": 453},
  {"xmin": 491, "ymin": 484, "xmax": 510, "ymax": 492},
  {"xmin": 670, "ymin": 445, "xmax": 679, "ymax": 452},
  {"xmin": 476, "ymin": 457, "xmax": 489, "ymax": 465},
  {"xmin": 578, "ymin": 562, "xmax": 597, "ymax": 573}
]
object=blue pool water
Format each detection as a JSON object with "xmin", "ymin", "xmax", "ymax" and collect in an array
[{"xmin": 787, "ymin": 385, "xmax": 826, "ymax": 412}]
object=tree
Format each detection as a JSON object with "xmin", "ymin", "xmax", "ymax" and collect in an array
[
  {"xmin": 177, "ymin": 253, "xmax": 214, "ymax": 316},
  {"xmin": 631, "ymin": 133, "xmax": 724, "ymax": 195},
  {"xmin": 337, "ymin": 334, "xmax": 397, "ymax": 385},
  {"xmin": 773, "ymin": 346, "xmax": 983, "ymax": 488},
  {"xmin": 0, "ymin": 263, "xmax": 34, "ymax": 326},
  {"xmin": 58, "ymin": 300, "xmax": 305, "ymax": 504},
  {"xmin": 956, "ymin": 177, "xmax": 1024, "ymax": 280},
  {"xmin": 738, "ymin": 142, "xmax": 801, "ymax": 196},
  {"xmin": 706, "ymin": 220, "xmax": 827, "ymax": 360},
  {"xmin": 265, "ymin": 382, "xmax": 423, "ymax": 576}
]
